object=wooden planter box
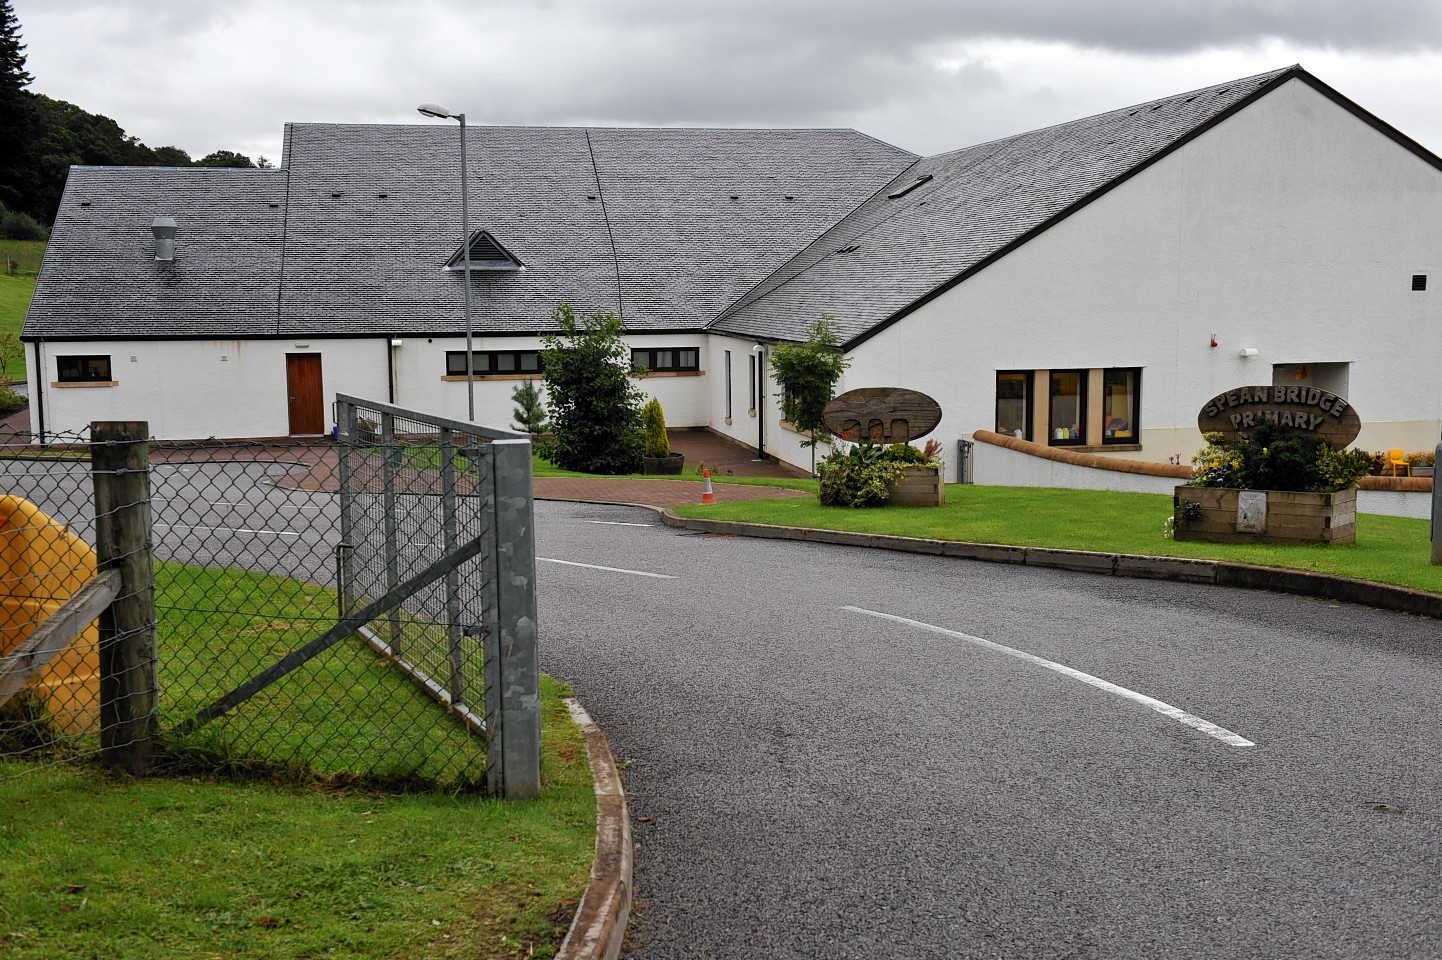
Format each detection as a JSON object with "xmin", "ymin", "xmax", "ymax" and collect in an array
[
  {"xmin": 1173, "ymin": 486, "xmax": 1355, "ymax": 545},
  {"xmin": 888, "ymin": 465, "xmax": 944, "ymax": 506}
]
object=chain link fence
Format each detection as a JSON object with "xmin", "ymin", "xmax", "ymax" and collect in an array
[{"xmin": 1, "ymin": 405, "xmax": 538, "ymax": 795}]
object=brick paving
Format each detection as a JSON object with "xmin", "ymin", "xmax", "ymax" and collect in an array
[
  {"xmin": 533, "ymin": 475, "xmax": 807, "ymax": 507},
  {"xmin": 535, "ymin": 430, "xmax": 810, "ymax": 507}
]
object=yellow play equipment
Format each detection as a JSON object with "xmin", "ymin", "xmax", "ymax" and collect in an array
[{"xmin": 0, "ymin": 495, "xmax": 102, "ymax": 735}]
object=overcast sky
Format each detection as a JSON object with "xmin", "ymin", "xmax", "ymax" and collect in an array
[{"xmin": 15, "ymin": 0, "xmax": 1442, "ymax": 165}]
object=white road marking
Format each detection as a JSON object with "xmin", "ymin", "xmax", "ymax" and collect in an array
[
  {"xmin": 582, "ymin": 520, "xmax": 654, "ymax": 527},
  {"xmin": 154, "ymin": 522, "xmax": 300, "ymax": 539},
  {"xmin": 539, "ymin": 558, "xmax": 676, "ymax": 579},
  {"xmin": 844, "ymin": 606, "xmax": 1254, "ymax": 748}
]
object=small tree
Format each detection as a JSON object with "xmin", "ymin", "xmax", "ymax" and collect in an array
[
  {"xmin": 768, "ymin": 314, "xmax": 850, "ymax": 473},
  {"xmin": 511, "ymin": 377, "xmax": 549, "ymax": 435},
  {"xmin": 642, "ymin": 398, "xmax": 670, "ymax": 458},
  {"xmin": 541, "ymin": 304, "xmax": 645, "ymax": 474},
  {"xmin": 0, "ymin": 330, "xmax": 21, "ymax": 384}
]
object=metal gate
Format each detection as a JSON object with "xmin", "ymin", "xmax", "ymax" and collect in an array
[{"xmin": 334, "ymin": 395, "xmax": 539, "ymax": 798}]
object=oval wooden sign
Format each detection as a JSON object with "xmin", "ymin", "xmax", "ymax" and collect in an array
[
  {"xmin": 822, "ymin": 387, "xmax": 942, "ymax": 444},
  {"xmin": 1198, "ymin": 384, "xmax": 1361, "ymax": 449}
]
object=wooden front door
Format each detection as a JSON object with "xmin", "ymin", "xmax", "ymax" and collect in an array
[{"xmin": 286, "ymin": 353, "xmax": 325, "ymax": 435}]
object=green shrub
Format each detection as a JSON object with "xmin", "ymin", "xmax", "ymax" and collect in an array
[
  {"xmin": 540, "ymin": 304, "xmax": 645, "ymax": 474},
  {"xmin": 1190, "ymin": 421, "xmax": 1370, "ymax": 492},
  {"xmin": 642, "ymin": 397, "xmax": 670, "ymax": 458},
  {"xmin": 0, "ymin": 384, "xmax": 23, "ymax": 415},
  {"xmin": 1317, "ymin": 446, "xmax": 1374, "ymax": 489},
  {"xmin": 0, "ymin": 203, "xmax": 47, "ymax": 242},
  {"xmin": 817, "ymin": 442, "xmax": 941, "ymax": 507}
]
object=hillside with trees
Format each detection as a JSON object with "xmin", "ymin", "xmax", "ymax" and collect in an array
[{"xmin": 0, "ymin": 1, "xmax": 267, "ymax": 239}]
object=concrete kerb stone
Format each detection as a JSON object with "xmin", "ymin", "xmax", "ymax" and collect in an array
[
  {"xmin": 557, "ymin": 698, "xmax": 633, "ymax": 960},
  {"xmin": 656, "ymin": 510, "xmax": 1442, "ymax": 619}
]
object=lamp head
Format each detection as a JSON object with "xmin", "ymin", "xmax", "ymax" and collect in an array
[{"xmin": 417, "ymin": 102, "xmax": 454, "ymax": 119}]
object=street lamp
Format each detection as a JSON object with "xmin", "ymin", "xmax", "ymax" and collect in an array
[{"xmin": 417, "ymin": 102, "xmax": 475, "ymax": 421}]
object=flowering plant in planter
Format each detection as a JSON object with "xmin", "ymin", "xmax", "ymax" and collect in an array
[
  {"xmin": 818, "ymin": 441, "xmax": 941, "ymax": 507},
  {"xmin": 1188, "ymin": 420, "xmax": 1370, "ymax": 493}
]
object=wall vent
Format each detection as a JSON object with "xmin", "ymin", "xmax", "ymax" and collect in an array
[
  {"xmin": 151, "ymin": 217, "xmax": 177, "ymax": 261},
  {"xmin": 1413, "ymin": 274, "xmax": 1428, "ymax": 291}
]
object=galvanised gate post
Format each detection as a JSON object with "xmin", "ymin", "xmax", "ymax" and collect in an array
[{"xmin": 485, "ymin": 437, "xmax": 540, "ymax": 799}]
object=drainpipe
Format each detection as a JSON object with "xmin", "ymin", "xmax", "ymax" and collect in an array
[
  {"xmin": 32, "ymin": 339, "xmax": 46, "ymax": 443},
  {"xmin": 385, "ymin": 336, "xmax": 397, "ymax": 404},
  {"xmin": 752, "ymin": 342, "xmax": 766, "ymax": 459}
]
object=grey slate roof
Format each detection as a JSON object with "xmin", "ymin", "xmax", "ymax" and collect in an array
[
  {"xmin": 24, "ymin": 124, "xmax": 916, "ymax": 339},
  {"xmin": 707, "ymin": 66, "xmax": 1303, "ymax": 346},
  {"xmin": 26, "ymin": 167, "xmax": 288, "ymax": 337},
  {"xmin": 31, "ymin": 65, "xmax": 1424, "ymax": 348}
]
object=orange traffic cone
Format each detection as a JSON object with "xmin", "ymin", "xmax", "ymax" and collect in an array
[{"xmin": 701, "ymin": 469, "xmax": 715, "ymax": 504}]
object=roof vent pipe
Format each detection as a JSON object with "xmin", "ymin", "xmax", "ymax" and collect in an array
[{"xmin": 152, "ymin": 217, "xmax": 177, "ymax": 261}]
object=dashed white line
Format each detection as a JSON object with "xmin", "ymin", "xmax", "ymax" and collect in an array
[
  {"xmin": 539, "ymin": 557, "xmax": 676, "ymax": 579},
  {"xmin": 844, "ymin": 605, "xmax": 1254, "ymax": 747},
  {"xmin": 582, "ymin": 520, "xmax": 654, "ymax": 527}
]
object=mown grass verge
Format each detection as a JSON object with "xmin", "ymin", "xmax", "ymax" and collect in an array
[
  {"xmin": 0, "ymin": 564, "xmax": 596, "ymax": 959},
  {"xmin": 1, "ymin": 270, "xmax": 35, "ymax": 383},
  {"xmin": 673, "ymin": 484, "xmax": 1442, "ymax": 595}
]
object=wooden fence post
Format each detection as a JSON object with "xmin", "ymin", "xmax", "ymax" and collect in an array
[{"xmin": 92, "ymin": 421, "xmax": 158, "ymax": 774}]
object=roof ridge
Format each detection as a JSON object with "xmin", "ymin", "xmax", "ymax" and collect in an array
[{"xmin": 923, "ymin": 65, "xmax": 1300, "ymax": 163}]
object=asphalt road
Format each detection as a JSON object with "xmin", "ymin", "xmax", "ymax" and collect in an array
[
  {"xmin": 9, "ymin": 456, "xmax": 1441, "ymax": 957},
  {"xmin": 534, "ymin": 500, "xmax": 1442, "ymax": 960}
]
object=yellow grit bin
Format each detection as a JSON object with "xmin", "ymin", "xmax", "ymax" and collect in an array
[{"xmin": 0, "ymin": 495, "xmax": 101, "ymax": 734}]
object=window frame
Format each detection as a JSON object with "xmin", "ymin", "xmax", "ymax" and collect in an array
[
  {"xmin": 1047, "ymin": 369, "xmax": 1088, "ymax": 446},
  {"xmin": 631, "ymin": 346, "xmax": 700, "ymax": 374},
  {"xmin": 56, "ymin": 354, "xmax": 114, "ymax": 383},
  {"xmin": 994, "ymin": 370, "xmax": 1032, "ymax": 441},
  {"xmin": 724, "ymin": 349, "xmax": 732, "ymax": 419},
  {"xmin": 1102, "ymin": 367, "xmax": 1141, "ymax": 445},
  {"xmin": 444, "ymin": 349, "xmax": 543, "ymax": 377}
]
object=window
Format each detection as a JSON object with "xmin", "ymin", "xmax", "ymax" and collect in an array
[
  {"xmin": 1048, "ymin": 370, "xmax": 1087, "ymax": 445},
  {"xmin": 57, "ymin": 355, "xmax": 112, "ymax": 383},
  {"xmin": 632, "ymin": 347, "xmax": 699, "ymax": 373},
  {"xmin": 1102, "ymin": 368, "xmax": 1140, "ymax": 444},
  {"xmin": 725, "ymin": 350, "xmax": 732, "ymax": 419},
  {"xmin": 994, "ymin": 371, "xmax": 1031, "ymax": 440},
  {"xmin": 445, "ymin": 350, "xmax": 542, "ymax": 377},
  {"xmin": 748, "ymin": 355, "xmax": 757, "ymax": 411}
]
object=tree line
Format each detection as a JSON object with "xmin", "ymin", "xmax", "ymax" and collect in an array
[{"xmin": 0, "ymin": 1, "xmax": 267, "ymax": 239}]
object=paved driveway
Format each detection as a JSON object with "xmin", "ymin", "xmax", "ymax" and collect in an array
[{"xmin": 535, "ymin": 500, "xmax": 1442, "ymax": 960}]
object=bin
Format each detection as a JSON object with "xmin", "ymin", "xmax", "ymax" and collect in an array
[{"xmin": 0, "ymin": 496, "xmax": 101, "ymax": 734}]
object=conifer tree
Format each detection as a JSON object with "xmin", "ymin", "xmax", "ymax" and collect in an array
[{"xmin": 0, "ymin": 0, "xmax": 36, "ymax": 217}]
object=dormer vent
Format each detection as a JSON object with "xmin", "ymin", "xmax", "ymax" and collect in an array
[
  {"xmin": 443, "ymin": 230, "xmax": 526, "ymax": 272},
  {"xmin": 151, "ymin": 217, "xmax": 177, "ymax": 261}
]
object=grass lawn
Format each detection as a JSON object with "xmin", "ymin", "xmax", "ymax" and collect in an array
[
  {"xmin": 1, "ymin": 270, "xmax": 35, "ymax": 383},
  {"xmin": 674, "ymin": 484, "xmax": 1442, "ymax": 595},
  {"xmin": 0, "ymin": 564, "xmax": 596, "ymax": 959}
]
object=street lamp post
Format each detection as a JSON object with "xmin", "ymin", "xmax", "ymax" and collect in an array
[{"xmin": 417, "ymin": 102, "xmax": 475, "ymax": 421}]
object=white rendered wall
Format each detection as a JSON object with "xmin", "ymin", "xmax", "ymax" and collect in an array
[
  {"xmin": 31, "ymin": 331, "xmax": 717, "ymax": 440},
  {"xmin": 387, "ymin": 333, "xmax": 711, "ymax": 430},
  {"xmin": 850, "ymin": 78, "xmax": 1442, "ymax": 482},
  {"xmin": 29, "ymin": 338, "xmax": 389, "ymax": 440}
]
